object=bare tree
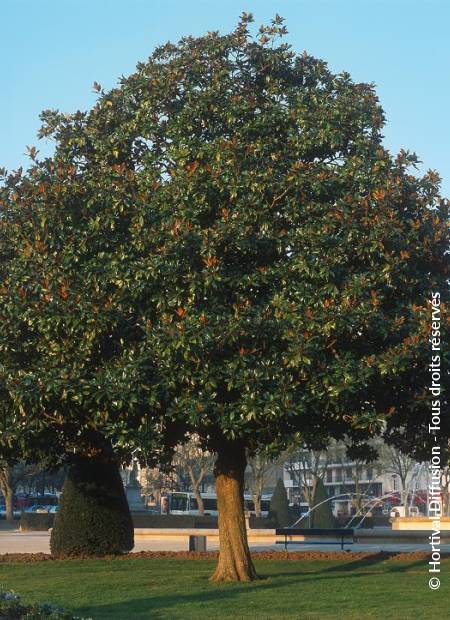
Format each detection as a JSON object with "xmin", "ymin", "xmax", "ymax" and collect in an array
[
  {"xmin": 0, "ymin": 461, "xmax": 44, "ymax": 522},
  {"xmin": 336, "ymin": 440, "xmax": 379, "ymax": 513},
  {"xmin": 349, "ymin": 460, "xmax": 373, "ymax": 512},
  {"xmin": 284, "ymin": 445, "xmax": 330, "ymax": 509},
  {"xmin": 172, "ymin": 435, "xmax": 214, "ymax": 515},
  {"xmin": 246, "ymin": 450, "xmax": 283, "ymax": 517},
  {"xmin": 380, "ymin": 445, "xmax": 419, "ymax": 516},
  {"xmin": 142, "ymin": 467, "xmax": 178, "ymax": 510}
]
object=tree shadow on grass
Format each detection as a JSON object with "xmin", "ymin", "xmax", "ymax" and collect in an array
[
  {"xmin": 75, "ymin": 577, "xmax": 312, "ymax": 619},
  {"xmin": 258, "ymin": 555, "xmax": 427, "ymax": 579},
  {"xmin": 71, "ymin": 556, "xmax": 432, "ymax": 619},
  {"xmin": 309, "ymin": 553, "xmax": 425, "ymax": 574},
  {"xmin": 75, "ymin": 568, "xmax": 394, "ymax": 620}
]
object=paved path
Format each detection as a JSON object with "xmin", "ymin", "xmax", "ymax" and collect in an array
[{"xmin": 1, "ymin": 531, "xmax": 449, "ymax": 555}]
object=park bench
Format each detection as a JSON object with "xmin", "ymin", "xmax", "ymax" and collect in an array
[{"xmin": 276, "ymin": 527, "xmax": 354, "ymax": 551}]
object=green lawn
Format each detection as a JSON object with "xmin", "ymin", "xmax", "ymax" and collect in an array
[{"xmin": 0, "ymin": 556, "xmax": 446, "ymax": 619}]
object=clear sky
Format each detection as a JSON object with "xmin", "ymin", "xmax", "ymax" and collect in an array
[{"xmin": 2, "ymin": 0, "xmax": 449, "ymax": 195}]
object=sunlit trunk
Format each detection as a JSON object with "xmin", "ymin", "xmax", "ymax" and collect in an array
[{"xmin": 210, "ymin": 442, "xmax": 257, "ymax": 582}]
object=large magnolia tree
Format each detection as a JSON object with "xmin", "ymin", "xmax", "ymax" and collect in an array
[{"xmin": 0, "ymin": 14, "xmax": 448, "ymax": 578}]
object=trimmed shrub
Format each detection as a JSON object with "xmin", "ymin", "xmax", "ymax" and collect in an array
[
  {"xmin": 309, "ymin": 477, "xmax": 337, "ymax": 529},
  {"xmin": 248, "ymin": 515, "xmax": 276, "ymax": 529},
  {"xmin": 50, "ymin": 456, "xmax": 133, "ymax": 557},
  {"xmin": 0, "ymin": 589, "xmax": 88, "ymax": 619},
  {"xmin": 268, "ymin": 478, "xmax": 291, "ymax": 528},
  {"xmin": 19, "ymin": 512, "xmax": 54, "ymax": 531}
]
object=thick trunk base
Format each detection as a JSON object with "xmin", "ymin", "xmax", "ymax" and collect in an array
[{"xmin": 210, "ymin": 442, "xmax": 257, "ymax": 582}]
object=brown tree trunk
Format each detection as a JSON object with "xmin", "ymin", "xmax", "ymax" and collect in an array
[
  {"xmin": 0, "ymin": 466, "xmax": 15, "ymax": 523},
  {"xmin": 254, "ymin": 493, "xmax": 262, "ymax": 518},
  {"xmin": 193, "ymin": 484, "xmax": 205, "ymax": 515},
  {"xmin": 353, "ymin": 479, "xmax": 361, "ymax": 511},
  {"xmin": 253, "ymin": 471, "xmax": 264, "ymax": 518},
  {"xmin": 401, "ymin": 485, "xmax": 409, "ymax": 516},
  {"xmin": 154, "ymin": 489, "xmax": 161, "ymax": 511},
  {"xmin": 5, "ymin": 486, "xmax": 14, "ymax": 523},
  {"xmin": 210, "ymin": 442, "xmax": 257, "ymax": 582}
]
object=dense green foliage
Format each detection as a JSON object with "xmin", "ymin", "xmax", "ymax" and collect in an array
[
  {"xmin": 1, "ymin": 556, "xmax": 449, "ymax": 619},
  {"xmin": 50, "ymin": 457, "xmax": 133, "ymax": 557},
  {"xmin": 0, "ymin": 79, "xmax": 182, "ymax": 466},
  {"xmin": 269, "ymin": 478, "xmax": 291, "ymax": 527},
  {"xmin": 309, "ymin": 477, "xmax": 336, "ymax": 529},
  {"xmin": 0, "ymin": 13, "xmax": 448, "ymax": 479}
]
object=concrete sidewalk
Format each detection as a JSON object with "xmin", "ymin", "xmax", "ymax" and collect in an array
[
  {"xmin": 0, "ymin": 530, "xmax": 221, "ymax": 554},
  {"xmin": 1, "ymin": 530, "xmax": 449, "ymax": 555}
]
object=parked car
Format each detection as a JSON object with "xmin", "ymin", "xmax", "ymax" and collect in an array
[
  {"xmin": 48, "ymin": 505, "xmax": 59, "ymax": 514},
  {"xmin": 0, "ymin": 508, "xmax": 22, "ymax": 519}
]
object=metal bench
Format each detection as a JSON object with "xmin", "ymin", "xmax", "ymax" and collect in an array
[{"xmin": 276, "ymin": 527, "xmax": 354, "ymax": 551}]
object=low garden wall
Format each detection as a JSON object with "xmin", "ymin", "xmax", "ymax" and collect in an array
[
  {"xmin": 132, "ymin": 514, "xmax": 277, "ymax": 529},
  {"xmin": 131, "ymin": 514, "xmax": 218, "ymax": 528},
  {"xmin": 19, "ymin": 513, "xmax": 55, "ymax": 531},
  {"xmin": 391, "ymin": 517, "xmax": 450, "ymax": 531}
]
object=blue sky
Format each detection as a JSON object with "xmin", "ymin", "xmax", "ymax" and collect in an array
[{"xmin": 2, "ymin": 0, "xmax": 449, "ymax": 195}]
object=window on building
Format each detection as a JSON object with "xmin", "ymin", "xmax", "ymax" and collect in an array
[{"xmin": 371, "ymin": 483, "xmax": 382, "ymax": 496}]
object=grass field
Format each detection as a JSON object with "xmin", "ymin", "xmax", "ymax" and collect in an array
[{"xmin": 0, "ymin": 555, "xmax": 446, "ymax": 619}]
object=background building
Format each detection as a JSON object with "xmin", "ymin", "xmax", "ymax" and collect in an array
[{"xmin": 283, "ymin": 440, "xmax": 429, "ymax": 519}]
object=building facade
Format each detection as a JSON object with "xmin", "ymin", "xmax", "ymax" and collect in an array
[{"xmin": 283, "ymin": 441, "xmax": 429, "ymax": 518}]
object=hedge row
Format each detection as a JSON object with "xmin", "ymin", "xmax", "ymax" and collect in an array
[
  {"xmin": 133, "ymin": 514, "xmax": 278, "ymax": 529},
  {"xmin": 19, "ymin": 513, "xmax": 55, "ymax": 531},
  {"xmin": 19, "ymin": 512, "xmax": 276, "ymax": 531},
  {"xmin": 130, "ymin": 513, "xmax": 218, "ymax": 528}
]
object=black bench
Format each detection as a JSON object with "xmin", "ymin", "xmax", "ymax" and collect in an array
[{"xmin": 276, "ymin": 528, "xmax": 354, "ymax": 551}]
